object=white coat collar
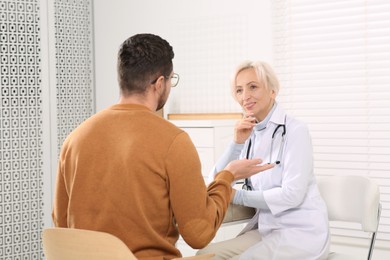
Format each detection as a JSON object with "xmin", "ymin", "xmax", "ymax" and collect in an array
[{"xmin": 268, "ymin": 102, "xmax": 287, "ymax": 126}]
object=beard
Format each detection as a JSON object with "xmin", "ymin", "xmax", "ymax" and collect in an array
[{"xmin": 156, "ymin": 86, "xmax": 169, "ymax": 111}]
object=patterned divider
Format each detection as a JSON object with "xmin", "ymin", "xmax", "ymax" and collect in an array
[{"xmin": 0, "ymin": 0, "xmax": 94, "ymax": 258}]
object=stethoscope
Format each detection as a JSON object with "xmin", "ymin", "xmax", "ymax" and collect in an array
[{"xmin": 242, "ymin": 116, "xmax": 287, "ymax": 191}]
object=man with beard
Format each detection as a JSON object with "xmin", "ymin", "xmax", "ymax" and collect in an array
[{"xmin": 52, "ymin": 33, "xmax": 273, "ymax": 260}]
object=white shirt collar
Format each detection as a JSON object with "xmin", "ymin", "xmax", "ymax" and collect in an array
[
  {"xmin": 254, "ymin": 102, "xmax": 277, "ymax": 131},
  {"xmin": 254, "ymin": 102, "xmax": 287, "ymax": 131}
]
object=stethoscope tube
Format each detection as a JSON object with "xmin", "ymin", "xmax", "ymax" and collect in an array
[
  {"xmin": 243, "ymin": 140, "xmax": 253, "ymax": 190},
  {"xmin": 270, "ymin": 123, "xmax": 286, "ymax": 165},
  {"xmin": 242, "ymin": 116, "xmax": 287, "ymax": 190}
]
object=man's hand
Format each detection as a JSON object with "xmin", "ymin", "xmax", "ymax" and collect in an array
[{"xmin": 224, "ymin": 158, "xmax": 274, "ymax": 181}]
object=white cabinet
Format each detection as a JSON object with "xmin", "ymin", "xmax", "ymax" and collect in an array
[
  {"xmin": 170, "ymin": 119, "xmax": 247, "ymax": 257},
  {"xmin": 170, "ymin": 120, "xmax": 236, "ymax": 180},
  {"xmin": 181, "ymin": 127, "xmax": 215, "ymax": 180}
]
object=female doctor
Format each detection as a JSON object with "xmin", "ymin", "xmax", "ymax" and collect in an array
[{"xmin": 197, "ymin": 61, "xmax": 330, "ymax": 260}]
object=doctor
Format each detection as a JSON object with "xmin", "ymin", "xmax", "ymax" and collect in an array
[{"xmin": 197, "ymin": 61, "xmax": 330, "ymax": 260}]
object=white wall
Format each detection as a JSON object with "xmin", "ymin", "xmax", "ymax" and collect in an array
[{"xmin": 93, "ymin": 0, "xmax": 273, "ymax": 113}]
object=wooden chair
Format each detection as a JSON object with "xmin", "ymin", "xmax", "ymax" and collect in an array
[
  {"xmin": 42, "ymin": 228, "xmax": 136, "ymax": 260},
  {"xmin": 42, "ymin": 227, "xmax": 214, "ymax": 260}
]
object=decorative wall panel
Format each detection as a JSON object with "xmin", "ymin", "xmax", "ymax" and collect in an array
[
  {"xmin": 0, "ymin": 0, "xmax": 94, "ymax": 259},
  {"xmin": 54, "ymin": 0, "xmax": 94, "ymax": 154},
  {"xmin": 0, "ymin": 0, "xmax": 44, "ymax": 259}
]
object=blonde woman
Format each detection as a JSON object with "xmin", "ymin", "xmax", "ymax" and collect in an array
[{"xmin": 198, "ymin": 61, "xmax": 330, "ymax": 260}]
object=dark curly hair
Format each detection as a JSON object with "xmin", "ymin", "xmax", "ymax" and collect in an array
[{"xmin": 117, "ymin": 33, "xmax": 174, "ymax": 95}]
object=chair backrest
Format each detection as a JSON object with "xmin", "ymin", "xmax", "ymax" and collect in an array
[
  {"xmin": 42, "ymin": 228, "xmax": 137, "ymax": 260},
  {"xmin": 43, "ymin": 227, "xmax": 215, "ymax": 260},
  {"xmin": 316, "ymin": 175, "xmax": 380, "ymax": 232}
]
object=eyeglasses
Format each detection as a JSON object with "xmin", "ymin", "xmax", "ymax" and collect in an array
[
  {"xmin": 151, "ymin": 73, "xmax": 180, "ymax": 88},
  {"xmin": 170, "ymin": 73, "xmax": 179, "ymax": 88}
]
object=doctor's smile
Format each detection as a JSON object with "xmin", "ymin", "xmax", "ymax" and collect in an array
[{"xmin": 243, "ymin": 102, "xmax": 256, "ymax": 111}]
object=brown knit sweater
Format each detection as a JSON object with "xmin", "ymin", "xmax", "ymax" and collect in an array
[{"xmin": 52, "ymin": 104, "xmax": 233, "ymax": 260}]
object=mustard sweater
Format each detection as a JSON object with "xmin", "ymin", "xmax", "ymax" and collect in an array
[{"xmin": 52, "ymin": 104, "xmax": 234, "ymax": 260}]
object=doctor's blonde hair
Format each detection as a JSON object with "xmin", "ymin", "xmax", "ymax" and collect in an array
[{"xmin": 231, "ymin": 60, "xmax": 280, "ymax": 101}]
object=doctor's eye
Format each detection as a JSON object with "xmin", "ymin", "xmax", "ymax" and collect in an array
[{"xmin": 235, "ymin": 88, "xmax": 243, "ymax": 95}]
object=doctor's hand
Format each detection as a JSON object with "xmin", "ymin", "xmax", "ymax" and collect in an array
[
  {"xmin": 224, "ymin": 158, "xmax": 274, "ymax": 181},
  {"xmin": 234, "ymin": 112, "xmax": 256, "ymax": 144}
]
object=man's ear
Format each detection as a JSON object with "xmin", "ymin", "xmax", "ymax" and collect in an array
[{"xmin": 153, "ymin": 76, "xmax": 165, "ymax": 93}]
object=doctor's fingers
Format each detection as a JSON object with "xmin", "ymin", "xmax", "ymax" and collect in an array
[
  {"xmin": 236, "ymin": 121, "xmax": 255, "ymax": 130},
  {"xmin": 234, "ymin": 122, "xmax": 254, "ymax": 143},
  {"xmin": 240, "ymin": 116, "xmax": 256, "ymax": 125},
  {"xmin": 235, "ymin": 119, "xmax": 255, "ymax": 132},
  {"xmin": 234, "ymin": 130, "xmax": 252, "ymax": 144}
]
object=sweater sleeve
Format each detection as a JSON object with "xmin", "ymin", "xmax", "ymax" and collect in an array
[
  {"xmin": 165, "ymin": 132, "xmax": 234, "ymax": 249},
  {"xmin": 52, "ymin": 152, "xmax": 69, "ymax": 227},
  {"xmin": 233, "ymin": 189, "xmax": 269, "ymax": 210}
]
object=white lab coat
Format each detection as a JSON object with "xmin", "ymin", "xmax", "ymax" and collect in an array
[{"xmin": 211, "ymin": 105, "xmax": 330, "ymax": 260}]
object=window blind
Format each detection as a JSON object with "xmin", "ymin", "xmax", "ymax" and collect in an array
[{"xmin": 272, "ymin": 0, "xmax": 390, "ymax": 244}]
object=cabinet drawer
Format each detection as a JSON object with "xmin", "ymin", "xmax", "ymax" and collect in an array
[
  {"xmin": 196, "ymin": 147, "xmax": 214, "ymax": 178},
  {"xmin": 181, "ymin": 127, "xmax": 214, "ymax": 147}
]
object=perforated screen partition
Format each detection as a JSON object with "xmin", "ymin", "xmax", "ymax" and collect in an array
[
  {"xmin": 0, "ymin": 0, "xmax": 94, "ymax": 259},
  {"xmin": 1, "ymin": 0, "xmax": 44, "ymax": 258},
  {"xmin": 54, "ymin": 0, "xmax": 94, "ymax": 154}
]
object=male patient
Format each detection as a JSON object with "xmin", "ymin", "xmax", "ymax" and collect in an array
[{"xmin": 52, "ymin": 33, "xmax": 273, "ymax": 260}]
